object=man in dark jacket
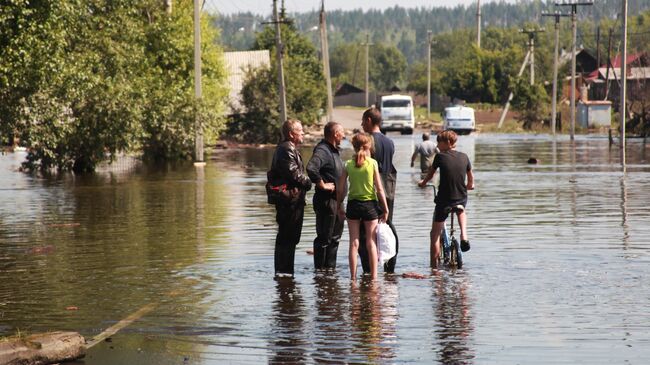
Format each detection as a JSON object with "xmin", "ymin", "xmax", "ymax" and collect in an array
[
  {"xmin": 269, "ymin": 119, "xmax": 312, "ymax": 276},
  {"xmin": 307, "ymin": 122, "xmax": 345, "ymax": 270}
]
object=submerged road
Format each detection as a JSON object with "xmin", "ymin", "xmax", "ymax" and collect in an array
[{"xmin": 1, "ymin": 135, "xmax": 650, "ymax": 364}]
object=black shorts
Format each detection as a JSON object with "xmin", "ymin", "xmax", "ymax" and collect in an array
[
  {"xmin": 346, "ymin": 199, "xmax": 381, "ymax": 221},
  {"xmin": 433, "ymin": 199, "xmax": 468, "ymax": 222}
]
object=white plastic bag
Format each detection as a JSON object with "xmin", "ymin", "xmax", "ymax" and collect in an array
[{"xmin": 377, "ymin": 222, "xmax": 396, "ymax": 265}]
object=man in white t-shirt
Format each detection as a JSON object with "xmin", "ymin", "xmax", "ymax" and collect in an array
[{"xmin": 411, "ymin": 132, "xmax": 438, "ymax": 176}]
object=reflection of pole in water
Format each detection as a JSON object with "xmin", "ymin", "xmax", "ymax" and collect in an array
[
  {"xmin": 195, "ymin": 165, "xmax": 205, "ymax": 261},
  {"xmin": 570, "ymin": 141, "xmax": 578, "ymax": 226},
  {"xmin": 619, "ymin": 174, "xmax": 630, "ymax": 247},
  {"xmin": 271, "ymin": 278, "xmax": 307, "ymax": 364},
  {"xmin": 552, "ymin": 138, "xmax": 557, "ymax": 169},
  {"xmin": 431, "ymin": 271, "xmax": 474, "ymax": 363}
]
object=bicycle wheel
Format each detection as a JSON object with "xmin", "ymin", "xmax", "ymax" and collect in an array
[
  {"xmin": 452, "ymin": 239, "xmax": 463, "ymax": 269},
  {"xmin": 450, "ymin": 238, "xmax": 462, "ymax": 269},
  {"xmin": 441, "ymin": 226, "xmax": 451, "ymax": 265}
]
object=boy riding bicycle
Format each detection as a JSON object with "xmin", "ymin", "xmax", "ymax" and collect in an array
[{"xmin": 418, "ymin": 130, "xmax": 474, "ymax": 268}]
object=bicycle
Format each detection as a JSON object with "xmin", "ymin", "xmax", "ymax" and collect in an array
[
  {"xmin": 440, "ymin": 205, "xmax": 464, "ymax": 269},
  {"xmin": 433, "ymin": 187, "xmax": 463, "ymax": 269}
]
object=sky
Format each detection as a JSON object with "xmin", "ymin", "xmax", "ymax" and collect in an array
[{"xmin": 207, "ymin": 0, "xmax": 494, "ymax": 15}]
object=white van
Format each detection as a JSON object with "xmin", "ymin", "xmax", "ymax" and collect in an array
[
  {"xmin": 443, "ymin": 105, "xmax": 475, "ymax": 135},
  {"xmin": 380, "ymin": 94, "xmax": 414, "ymax": 135}
]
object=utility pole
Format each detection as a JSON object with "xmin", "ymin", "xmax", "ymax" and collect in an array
[
  {"xmin": 497, "ymin": 51, "xmax": 531, "ymax": 128},
  {"xmin": 555, "ymin": 1, "xmax": 593, "ymax": 141},
  {"xmin": 476, "ymin": 0, "xmax": 481, "ymax": 48},
  {"xmin": 605, "ymin": 28, "xmax": 613, "ymax": 100},
  {"xmin": 542, "ymin": 11, "xmax": 570, "ymax": 136},
  {"xmin": 165, "ymin": 0, "xmax": 172, "ymax": 14},
  {"xmin": 427, "ymin": 30, "xmax": 433, "ymax": 119},
  {"xmin": 620, "ymin": 0, "xmax": 628, "ymax": 169},
  {"xmin": 273, "ymin": 0, "xmax": 288, "ymax": 124},
  {"xmin": 362, "ymin": 33, "xmax": 374, "ymax": 107},
  {"xmin": 193, "ymin": 0, "xmax": 203, "ymax": 164},
  {"xmin": 596, "ymin": 25, "xmax": 601, "ymax": 68},
  {"xmin": 320, "ymin": 0, "xmax": 334, "ymax": 122},
  {"xmin": 520, "ymin": 28, "xmax": 545, "ymax": 85}
]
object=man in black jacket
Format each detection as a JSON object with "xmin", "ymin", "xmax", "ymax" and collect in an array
[
  {"xmin": 307, "ymin": 122, "xmax": 345, "ymax": 270},
  {"xmin": 269, "ymin": 119, "xmax": 312, "ymax": 276}
]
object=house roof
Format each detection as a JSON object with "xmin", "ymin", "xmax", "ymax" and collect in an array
[
  {"xmin": 559, "ymin": 48, "xmax": 599, "ymax": 73},
  {"xmin": 609, "ymin": 53, "xmax": 644, "ymax": 68},
  {"xmin": 559, "ymin": 48, "xmax": 593, "ymax": 64},
  {"xmin": 579, "ymin": 100, "xmax": 612, "ymax": 105},
  {"xmin": 223, "ymin": 50, "xmax": 271, "ymax": 113},
  {"xmin": 596, "ymin": 67, "xmax": 650, "ymax": 80},
  {"xmin": 335, "ymin": 82, "xmax": 364, "ymax": 96}
]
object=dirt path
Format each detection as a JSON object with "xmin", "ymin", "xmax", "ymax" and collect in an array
[{"xmin": 332, "ymin": 108, "xmax": 364, "ymax": 132}]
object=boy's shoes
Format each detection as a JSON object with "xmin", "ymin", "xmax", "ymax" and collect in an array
[{"xmin": 460, "ymin": 240, "xmax": 471, "ymax": 252}]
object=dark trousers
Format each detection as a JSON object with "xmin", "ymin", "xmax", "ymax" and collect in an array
[
  {"xmin": 275, "ymin": 202, "xmax": 305, "ymax": 275},
  {"xmin": 313, "ymin": 196, "xmax": 344, "ymax": 269}
]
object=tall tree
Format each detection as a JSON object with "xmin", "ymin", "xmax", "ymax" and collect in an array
[{"xmin": 0, "ymin": 0, "xmax": 227, "ymax": 171}]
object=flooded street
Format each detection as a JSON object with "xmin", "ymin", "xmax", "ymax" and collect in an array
[{"xmin": 1, "ymin": 134, "xmax": 650, "ymax": 364}]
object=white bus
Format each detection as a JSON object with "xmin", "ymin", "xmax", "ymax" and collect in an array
[
  {"xmin": 443, "ymin": 105, "xmax": 475, "ymax": 135},
  {"xmin": 380, "ymin": 94, "xmax": 415, "ymax": 135}
]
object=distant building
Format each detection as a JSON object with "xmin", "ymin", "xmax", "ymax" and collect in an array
[
  {"xmin": 223, "ymin": 50, "xmax": 271, "ymax": 114},
  {"xmin": 584, "ymin": 52, "xmax": 650, "ymax": 107},
  {"xmin": 334, "ymin": 82, "xmax": 364, "ymax": 96},
  {"xmin": 333, "ymin": 82, "xmax": 375, "ymax": 107},
  {"xmin": 558, "ymin": 48, "xmax": 599, "ymax": 101},
  {"xmin": 578, "ymin": 100, "xmax": 612, "ymax": 128},
  {"xmin": 559, "ymin": 48, "xmax": 599, "ymax": 74}
]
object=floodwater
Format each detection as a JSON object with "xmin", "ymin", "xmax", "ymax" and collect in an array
[{"xmin": 1, "ymin": 134, "xmax": 649, "ymax": 364}]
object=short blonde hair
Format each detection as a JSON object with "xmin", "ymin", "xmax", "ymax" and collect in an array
[{"xmin": 281, "ymin": 119, "xmax": 302, "ymax": 141}]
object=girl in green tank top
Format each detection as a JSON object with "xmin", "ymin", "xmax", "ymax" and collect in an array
[{"xmin": 336, "ymin": 133, "xmax": 389, "ymax": 280}]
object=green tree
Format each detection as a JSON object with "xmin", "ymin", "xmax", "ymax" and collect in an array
[
  {"xmin": 330, "ymin": 43, "xmax": 363, "ymax": 87},
  {"xmin": 139, "ymin": 2, "xmax": 228, "ymax": 161},
  {"xmin": 0, "ymin": 0, "xmax": 227, "ymax": 172},
  {"xmin": 437, "ymin": 40, "xmax": 522, "ymax": 104},
  {"xmin": 226, "ymin": 21, "xmax": 326, "ymax": 143},
  {"xmin": 511, "ymin": 79, "xmax": 550, "ymax": 129},
  {"xmin": 369, "ymin": 44, "xmax": 408, "ymax": 91},
  {"xmin": 405, "ymin": 62, "xmax": 444, "ymax": 96}
]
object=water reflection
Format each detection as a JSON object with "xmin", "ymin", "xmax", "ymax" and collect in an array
[
  {"xmin": 312, "ymin": 275, "xmax": 347, "ymax": 363},
  {"xmin": 432, "ymin": 272, "xmax": 474, "ymax": 364},
  {"xmin": 2, "ymin": 135, "xmax": 650, "ymax": 364},
  {"xmin": 620, "ymin": 174, "xmax": 630, "ymax": 247},
  {"xmin": 349, "ymin": 278, "xmax": 398, "ymax": 363},
  {"xmin": 270, "ymin": 277, "xmax": 307, "ymax": 364},
  {"xmin": 196, "ymin": 166, "xmax": 206, "ymax": 261},
  {"xmin": 456, "ymin": 135, "xmax": 476, "ymax": 165}
]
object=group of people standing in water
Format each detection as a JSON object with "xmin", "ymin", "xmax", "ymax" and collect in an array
[{"xmin": 268, "ymin": 107, "xmax": 473, "ymax": 280}]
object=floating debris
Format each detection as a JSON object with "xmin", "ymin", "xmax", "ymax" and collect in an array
[
  {"xmin": 527, "ymin": 157, "xmax": 539, "ymax": 164},
  {"xmin": 402, "ymin": 272, "xmax": 428, "ymax": 279}
]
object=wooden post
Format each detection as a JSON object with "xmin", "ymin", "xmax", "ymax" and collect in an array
[
  {"xmin": 0, "ymin": 332, "xmax": 85, "ymax": 364},
  {"xmin": 543, "ymin": 11, "xmax": 570, "ymax": 136},
  {"xmin": 620, "ymin": 0, "xmax": 628, "ymax": 169},
  {"xmin": 320, "ymin": 0, "xmax": 333, "ymax": 122},
  {"xmin": 427, "ymin": 30, "xmax": 432, "ymax": 119},
  {"xmin": 273, "ymin": 0, "xmax": 288, "ymax": 124},
  {"xmin": 193, "ymin": 0, "xmax": 204, "ymax": 163}
]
